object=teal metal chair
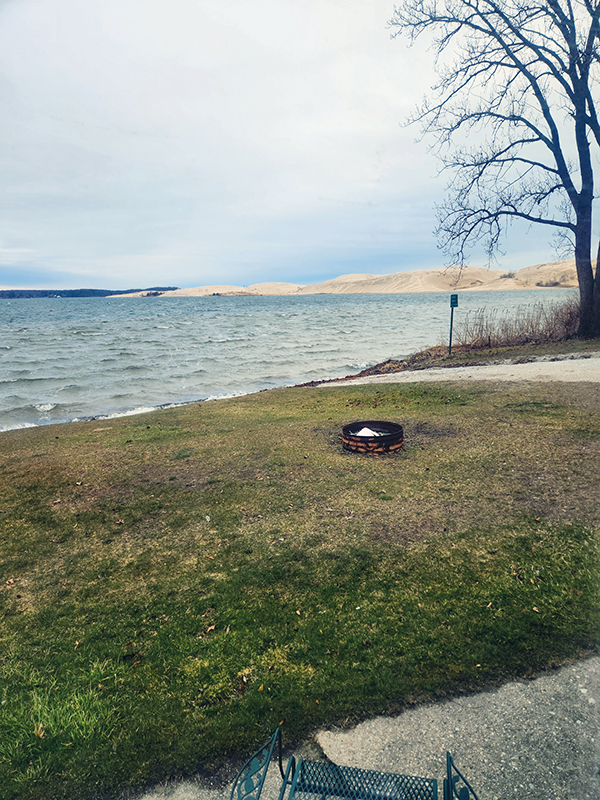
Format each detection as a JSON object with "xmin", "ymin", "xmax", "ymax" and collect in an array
[
  {"xmin": 442, "ymin": 753, "xmax": 479, "ymax": 800},
  {"xmin": 230, "ymin": 727, "xmax": 285, "ymax": 800},
  {"xmin": 278, "ymin": 756, "xmax": 438, "ymax": 800},
  {"xmin": 230, "ymin": 728, "xmax": 478, "ymax": 800}
]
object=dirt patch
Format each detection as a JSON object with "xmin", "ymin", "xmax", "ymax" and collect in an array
[{"xmin": 405, "ymin": 421, "xmax": 458, "ymax": 443}]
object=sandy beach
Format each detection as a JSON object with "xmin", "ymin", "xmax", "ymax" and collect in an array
[{"xmin": 114, "ymin": 259, "xmax": 579, "ymax": 297}]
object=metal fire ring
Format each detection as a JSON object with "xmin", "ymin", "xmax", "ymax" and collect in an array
[{"xmin": 341, "ymin": 420, "xmax": 404, "ymax": 454}]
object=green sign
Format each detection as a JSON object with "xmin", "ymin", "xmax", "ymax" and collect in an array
[{"xmin": 450, "ymin": 294, "xmax": 458, "ymax": 307}]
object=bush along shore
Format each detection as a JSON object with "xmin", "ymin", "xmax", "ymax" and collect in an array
[{"xmin": 0, "ymin": 342, "xmax": 599, "ymax": 799}]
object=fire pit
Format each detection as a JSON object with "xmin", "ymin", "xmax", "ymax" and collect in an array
[{"xmin": 341, "ymin": 420, "xmax": 404, "ymax": 454}]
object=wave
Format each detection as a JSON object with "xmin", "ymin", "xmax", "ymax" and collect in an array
[
  {"xmin": 84, "ymin": 405, "xmax": 163, "ymax": 421},
  {"xmin": 0, "ymin": 421, "xmax": 37, "ymax": 432},
  {"xmin": 0, "ymin": 376, "xmax": 51, "ymax": 385}
]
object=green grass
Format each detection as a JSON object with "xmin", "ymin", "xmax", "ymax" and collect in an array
[{"xmin": 0, "ymin": 379, "xmax": 599, "ymax": 799}]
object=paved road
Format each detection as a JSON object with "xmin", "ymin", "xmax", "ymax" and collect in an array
[{"xmin": 317, "ymin": 656, "xmax": 600, "ymax": 800}]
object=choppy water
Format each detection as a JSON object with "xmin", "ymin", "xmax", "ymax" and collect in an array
[{"xmin": 0, "ymin": 289, "xmax": 573, "ymax": 430}]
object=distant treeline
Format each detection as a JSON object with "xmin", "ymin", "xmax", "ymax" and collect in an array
[{"xmin": 0, "ymin": 287, "xmax": 178, "ymax": 299}]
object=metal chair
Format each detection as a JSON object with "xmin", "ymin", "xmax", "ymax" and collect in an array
[
  {"xmin": 230, "ymin": 727, "xmax": 285, "ymax": 800},
  {"xmin": 442, "ymin": 753, "xmax": 479, "ymax": 800},
  {"xmin": 230, "ymin": 728, "xmax": 478, "ymax": 800},
  {"xmin": 278, "ymin": 756, "xmax": 438, "ymax": 800}
]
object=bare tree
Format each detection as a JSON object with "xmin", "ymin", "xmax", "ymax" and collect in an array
[{"xmin": 390, "ymin": 0, "xmax": 600, "ymax": 337}]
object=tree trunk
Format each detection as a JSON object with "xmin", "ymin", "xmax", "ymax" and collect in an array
[
  {"xmin": 592, "ymin": 244, "xmax": 600, "ymax": 337},
  {"xmin": 575, "ymin": 208, "xmax": 596, "ymax": 337}
]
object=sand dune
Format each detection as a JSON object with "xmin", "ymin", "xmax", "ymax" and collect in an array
[
  {"xmin": 246, "ymin": 282, "xmax": 306, "ymax": 294},
  {"xmin": 115, "ymin": 260, "xmax": 578, "ymax": 297}
]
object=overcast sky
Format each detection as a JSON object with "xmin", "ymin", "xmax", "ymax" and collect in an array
[{"xmin": 0, "ymin": 0, "xmax": 557, "ymax": 290}]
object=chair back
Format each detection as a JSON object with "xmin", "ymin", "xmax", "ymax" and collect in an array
[
  {"xmin": 442, "ymin": 752, "xmax": 479, "ymax": 800},
  {"xmin": 230, "ymin": 727, "xmax": 284, "ymax": 800}
]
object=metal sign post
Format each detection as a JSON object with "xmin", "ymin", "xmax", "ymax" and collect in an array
[{"xmin": 449, "ymin": 294, "xmax": 458, "ymax": 355}]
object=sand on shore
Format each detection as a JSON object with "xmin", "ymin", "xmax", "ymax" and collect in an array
[{"xmin": 113, "ymin": 260, "xmax": 578, "ymax": 298}]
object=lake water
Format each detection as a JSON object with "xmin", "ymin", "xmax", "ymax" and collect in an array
[{"xmin": 0, "ymin": 289, "xmax": 574, "ymax": 431}]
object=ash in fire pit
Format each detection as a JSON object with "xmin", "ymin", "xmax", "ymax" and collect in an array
[{"xmin": 342, "ymin": 420, "xmax": 404, "ymax": 454}]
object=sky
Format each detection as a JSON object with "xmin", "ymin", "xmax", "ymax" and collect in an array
[{"xmin": 0, "ymin": 0, "xmax": 558, "ymax": 290}]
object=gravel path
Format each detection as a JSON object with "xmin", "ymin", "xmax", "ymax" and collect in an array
[
  {"xmin": 317, "ymin": 657, "xmax": 600, "ymax": 800},
  {"xmin": 318, "ymin": 352, "xmax": 600, "ymax": 387}
]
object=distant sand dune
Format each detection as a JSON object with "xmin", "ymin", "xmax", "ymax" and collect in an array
[{"xmin": 114, "ymin": 260, "xmax": 578, "ymax": 297}]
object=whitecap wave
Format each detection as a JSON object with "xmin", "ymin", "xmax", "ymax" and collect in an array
[
  {"xmin": 34, "ymin": 403, "xmax": 57, "ymax": 412},
  {"xmin": 0, "ymin": 421, "xmax": 37, "ymax": 432},
  {"xmin": 94, "ymin": 406, "xmax": 167, "ymax": 421}
]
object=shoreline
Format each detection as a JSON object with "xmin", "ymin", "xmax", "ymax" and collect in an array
[{"xmin": 3, "ymin": 348, "xmax": 600, "ymax": 435}]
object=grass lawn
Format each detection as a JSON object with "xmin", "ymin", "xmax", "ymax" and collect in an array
[{"xmin": 0, "ymin": 374, "xmax": 599, "ymax": 799}]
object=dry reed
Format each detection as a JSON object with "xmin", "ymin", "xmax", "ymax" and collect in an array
[{"xmin": 453, "ymin": 295, "xmax": 580, "ymax": 349}]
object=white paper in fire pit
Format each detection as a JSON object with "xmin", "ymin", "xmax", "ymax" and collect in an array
[{"xmin": 355, "ymin": 427, "xmax": 382, "ymax": 437}]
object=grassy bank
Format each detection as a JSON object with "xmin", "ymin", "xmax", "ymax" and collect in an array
[{"xmin": 1, "ymin": 373, "xmax": 599, "ymax": 799}]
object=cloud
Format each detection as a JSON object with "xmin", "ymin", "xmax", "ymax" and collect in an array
[{"xmin": 0, "ymin": 0, "xmax": 555, "ymax": 289}]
